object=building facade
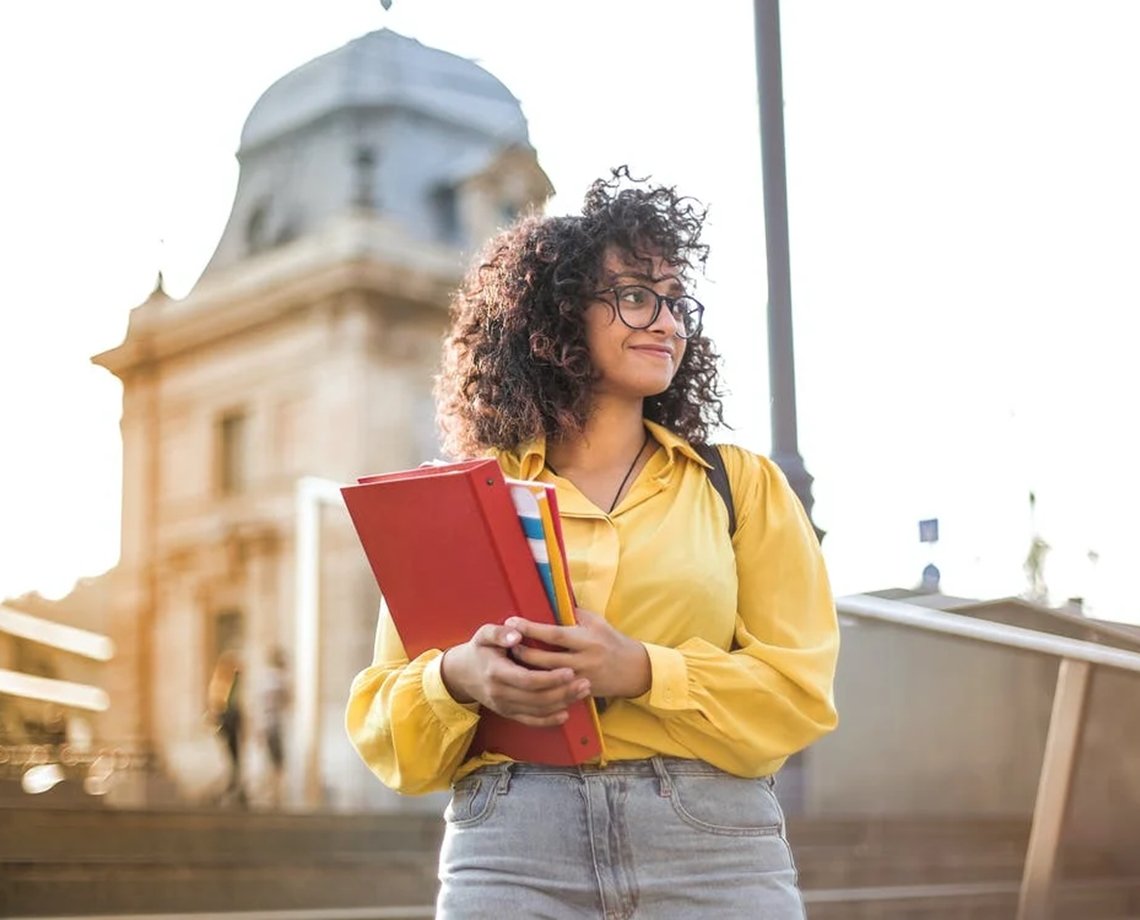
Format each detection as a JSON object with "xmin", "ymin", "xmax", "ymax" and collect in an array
[{"xmin": 77, "ymin": 29, "xmax": 550, "ymax": 809}]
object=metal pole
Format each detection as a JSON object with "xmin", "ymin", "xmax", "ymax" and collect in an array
[{"xmin": 754, "ymin": 0, "xmax": 821, "ymax": 540}]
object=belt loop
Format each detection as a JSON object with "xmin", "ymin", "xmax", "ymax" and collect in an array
[
  {"xmin": 496, "ymin": 762, "xmax": 514, "ymax": 794},
  {"xmin": 650, "ymin": 755, "xmax": 672, "ymax": 797}
]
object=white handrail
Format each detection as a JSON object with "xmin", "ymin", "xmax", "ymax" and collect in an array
[
  {"xmin": 0, "ymin": 668, "xmax": 110, "ymax": 711},
  {"xmin": 835, "ymin": 592, "xmax": 1140, "ymax": 920},
  {"xmin": 0, "ymin": 604, "xmax": 114, "ymax": 661},
  {"xmin": 836, "ymin": 594, "xmax": 1140, "ymax": 673}
]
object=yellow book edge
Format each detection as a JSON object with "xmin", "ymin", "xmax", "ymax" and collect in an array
[{"xmin": 534, "ymin": 490, "xmax": 576, "ymax": 626}]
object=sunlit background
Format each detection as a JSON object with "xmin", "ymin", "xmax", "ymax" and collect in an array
[
  {"xmin": 2, "ymin": 0, "xmax": 1138, "ymax": 621},
  {"xmin": 4, "ymin": 8, "xmax": 1140, "ymax": 920}
]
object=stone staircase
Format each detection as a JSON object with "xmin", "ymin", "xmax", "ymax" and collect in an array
[
  {"xmin": 789, "ymin": 816, "xmax": 1138, "ymax": 918},
  {"xmin": 1, "ymin": 805, "xmax": 1136, "ymax": 918},
  {"xmin": 0, "ymin": 805, "xmax": 441, "ymax": 916}
]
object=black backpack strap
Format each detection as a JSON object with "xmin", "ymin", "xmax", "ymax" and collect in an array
[{"xmin": 693, "ymin": 443, "xmax": 737, "ymax": 539}]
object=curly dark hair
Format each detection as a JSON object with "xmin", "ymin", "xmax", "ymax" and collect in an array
[{"xmin": 435, "ymin": 167, "xmax": 726, "ymax": 458}]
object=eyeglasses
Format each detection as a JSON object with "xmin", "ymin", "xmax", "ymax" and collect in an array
[{"xmin": 592, "ymin": 285, "xmax": 705, "ymax": 339}]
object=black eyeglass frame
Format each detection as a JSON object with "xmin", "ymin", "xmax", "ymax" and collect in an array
[{"xmin": 590, "ymin": 285, "xmax": 705, "ymax": 339}]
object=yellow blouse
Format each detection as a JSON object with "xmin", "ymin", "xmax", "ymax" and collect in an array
[{"xmin": 345, "ymin": 421, "xmax": 839, "ymax": 795}]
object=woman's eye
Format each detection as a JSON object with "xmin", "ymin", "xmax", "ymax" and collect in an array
[{"xmin": 620, "ymin": 288, "xmax": 651, "ymax": 306}]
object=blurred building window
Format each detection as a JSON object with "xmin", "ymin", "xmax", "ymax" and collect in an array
[
  {"xmin": 210, "ymin": 610, "xmax": 244, "ymax": 677},
  {"xmin": 217, "ymin": 410, "xmax": 249, "ymax": 496},
  {"xmin": 274, "ymin": 219, "xmax": 299, "ymax": 246},
  {"xmin": 353, "ymin": 146, "xmax": 378, "ymax": 209},
  {"xmin": 433, "ymin": 186, "xmax": 460, "ymax": 243},
  {"xmin": 499, "ymin": 201, "xmax": 519, "ymax": 226},
  {"xmin": 246, "ymin": 202, "xmax": 271, "ymax": 254}
]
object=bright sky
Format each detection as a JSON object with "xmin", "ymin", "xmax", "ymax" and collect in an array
[{"xmin": 1, "ymin": 1, "xmax": 1138, "ymax": 622}]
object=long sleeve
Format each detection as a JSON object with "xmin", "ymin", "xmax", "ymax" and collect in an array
[
  {"xmin": 344, "ymin": 598, "xmax": 481, "ymax": 794},
  {"xmin": 628, "ymin": 448, "xmax": 839, "ymax": 777}
]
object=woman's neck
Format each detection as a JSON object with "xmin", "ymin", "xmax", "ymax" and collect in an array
[{"xmin": 546, "ymin": 398, "xmax": 647, "ymax": 477}]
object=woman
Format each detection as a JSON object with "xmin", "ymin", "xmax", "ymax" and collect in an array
[{"xmin": 346, "ymin": 168, "xmax": 839, "ymax": 918}]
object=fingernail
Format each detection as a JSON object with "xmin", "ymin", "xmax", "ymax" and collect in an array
[{"xmin": 505, "ymin": 630, "xmax": 520, "ymax": 643}]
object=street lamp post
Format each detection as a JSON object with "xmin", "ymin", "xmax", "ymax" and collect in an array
[{"xmin": 754, "ymin": 0, "xmax": 822, "ymax": 541}]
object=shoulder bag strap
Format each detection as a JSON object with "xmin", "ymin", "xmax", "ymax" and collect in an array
[{"xmin": 693, "ymin": 443, "xmax": 737, "ymax": 539}]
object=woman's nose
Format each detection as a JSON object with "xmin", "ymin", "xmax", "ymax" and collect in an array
[{"xmin": 648, "ymin": 298, "xmax": 680, "ymax": 336}]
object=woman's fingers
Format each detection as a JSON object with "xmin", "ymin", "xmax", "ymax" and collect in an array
[
  {"xmin": 491, "ymin": 673, "xmax": 590, "ymax": 711},
  {"xmin": 484, "ymin": 664, "xmax": 591, "ymax": 719},
  {"xmin": 471, "ymin": 622, "xmax": 523, "ymax": 650},
  {"xmin": 492, "ymin": 659, "xmax": 576, "ymax": 691},
  {"xmin": 509, "ymin": 644, "xmax": 574, "ymax": 671},
  {"xmin": 459, "ymin": 619, "xmax": 595, "ymax": 720},
  {"xmin": 504, "ymin": 616, "xmax": 586, "ymax": 649}
]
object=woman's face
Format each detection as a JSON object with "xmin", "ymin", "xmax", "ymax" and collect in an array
[{"xmin": 583, "ymin": 246, "xmax": 689, "ymax": 401}]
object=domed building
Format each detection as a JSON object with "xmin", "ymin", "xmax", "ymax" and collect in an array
[
  {"xmin": 87, "ymin": 29, "xmax": 552, "ymax": 810},
  {"xmin": 200, "ymin": 28, "xmax": 545, "ymax": 281}
]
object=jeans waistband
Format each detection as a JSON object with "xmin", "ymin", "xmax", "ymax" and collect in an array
[{"xmin": 472, "ymin": 756, "xmax": 741, "ymax": 780}]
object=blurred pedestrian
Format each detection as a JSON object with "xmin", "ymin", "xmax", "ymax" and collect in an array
[
  {"xmin": 259, "ymin": 646, "xmax": 290, "ymax": 808},
  {"xmin": 207, "ymin": 649, "xmax": 246, "ymax": 807}
]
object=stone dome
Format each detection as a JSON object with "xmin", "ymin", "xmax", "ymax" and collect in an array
[
  {"xmin": 195, "ymin": 29, "xmax": 547, "ymax": 286},
  {"xmin": 239, "ymin": 29, "xmax": 529, "ymax": 152}
]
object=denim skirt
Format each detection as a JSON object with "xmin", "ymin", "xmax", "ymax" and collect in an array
[{"xmin": 436, "ymin": 756, "xmax": 805, "ymax": 919}]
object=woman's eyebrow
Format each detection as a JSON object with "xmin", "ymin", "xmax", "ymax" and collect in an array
[
  {"xmin": 607, "ymin": 271, "xmax": 684, "ymax": 291},
  {"xmin": 605, "ymin": 271, "xmax": 653, "ymax": 284}
]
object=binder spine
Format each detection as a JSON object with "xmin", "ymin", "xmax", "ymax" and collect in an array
[{"xmin": 469, "ymin": 469, "xmax": 554, "ymax": 624}]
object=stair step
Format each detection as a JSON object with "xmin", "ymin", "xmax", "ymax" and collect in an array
[{"xmin": 4, "ymin": 806, "xmax": 1136, "ymax": 918}]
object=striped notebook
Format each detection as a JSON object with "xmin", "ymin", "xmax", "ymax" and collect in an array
[
  {"xmin": 508, "ymin": 481, "xmax": 559, "ymax": 616},
  {"xmin": 507, "ymin": 480, "xmax": 577, "ymax": 625}
]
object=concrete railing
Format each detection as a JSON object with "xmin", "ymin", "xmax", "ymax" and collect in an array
[
  {"xmin": 835, "ymin": 593, "xmax": 1140, "ymax": 920},
  {"xmin": 0, "ymin": 603, "xmax": 117, "ymax": 796}
]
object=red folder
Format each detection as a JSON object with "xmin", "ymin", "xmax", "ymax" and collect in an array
[{"xmin": 341, "ymin": 458, "xmax": 603, "ymax": 766}]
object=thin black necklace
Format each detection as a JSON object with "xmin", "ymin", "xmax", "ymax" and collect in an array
[{"xmin": 546, "ymin": 430, "xmax": 651, "ymax": 514}]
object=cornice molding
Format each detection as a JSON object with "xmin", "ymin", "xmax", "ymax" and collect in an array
[{"xmin": 93, "ymin": 213, "xmax": 463, "ymax": 379}]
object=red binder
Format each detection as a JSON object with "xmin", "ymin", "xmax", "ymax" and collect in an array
[{"xmin": 341, "ymin": 458, "xmax": 603, "ymax": 766}]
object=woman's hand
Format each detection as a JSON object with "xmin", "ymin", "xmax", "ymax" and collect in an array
[
  {"xmin": 506, "ymin": 609, "xmax": 651, "ymax": 700},
  {"xmin": 440, "ymin": 623, "xmax": 592, "ymax": 727}
]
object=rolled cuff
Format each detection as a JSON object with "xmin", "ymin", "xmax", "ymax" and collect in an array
[
  {"xmin": 422, "ymin": 654, "xmax": 481, "ymax": 730},
  {"xmin": 636, "ymin": 642, "xmax": 693, "ymax": 711}
]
